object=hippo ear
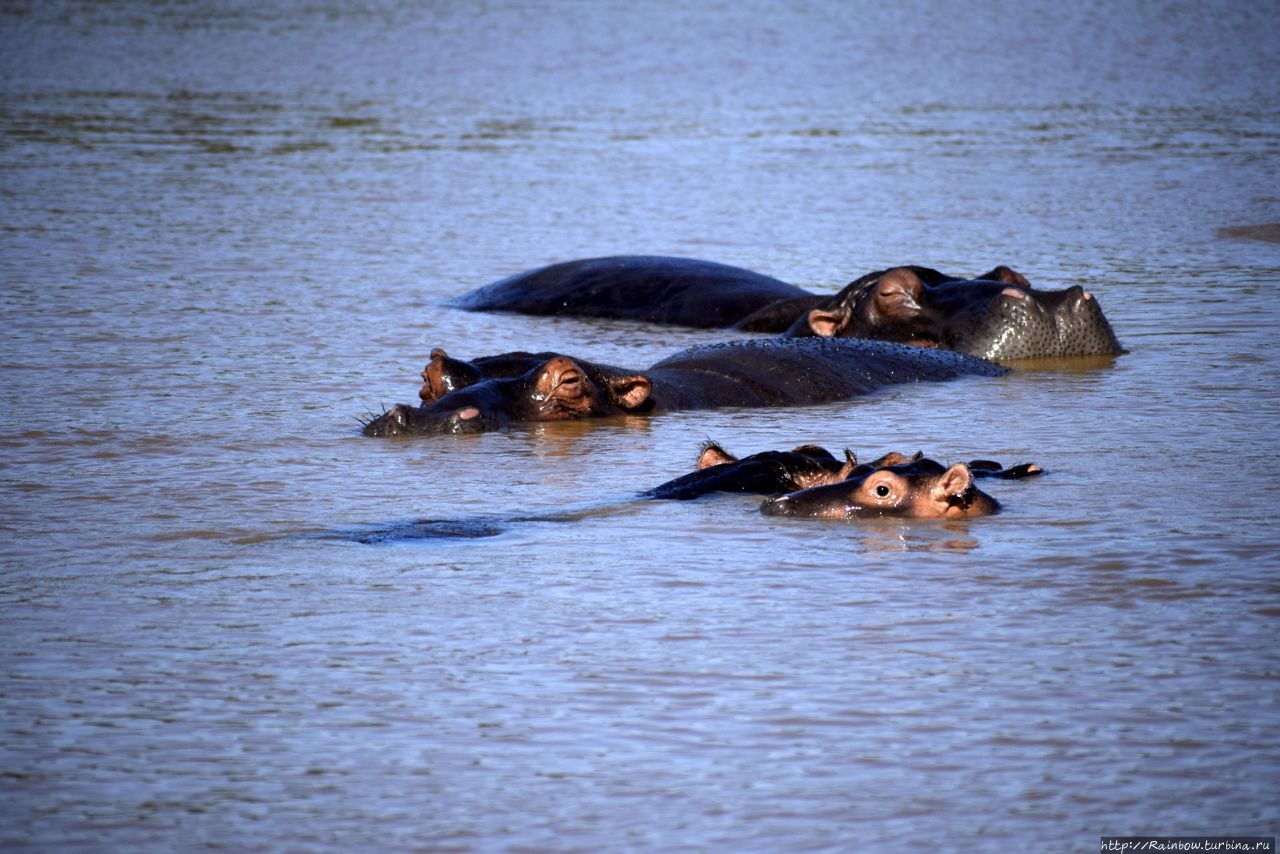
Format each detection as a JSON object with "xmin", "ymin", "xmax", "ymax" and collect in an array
[
  {"xmin": 422, "ymin": 348, "xmax": 481, "ymax": 404},
  {"xmin": 806, "ymin": 307, "xmax": 850, "ymax": 338},
  {"xmin": 933, "ymin": 463, "xmax": 973, "ymax": 500},
  {"xmin": 978, "ymin": 265, "xmax": 1032, "ymax": 288},
  {"xmin": 420, "ymin": 349, "xmax": 456, "ymax": 403},
  {"xmin": 605, "ymin": 374, "xmax": 652, "ymax": 411},
  {"xmin": 697, "ymin": 441, "xmax": 736, "ymax": 470},
  {"xmin": 869, "ymin": 451, "xmax": 913, "ymax": 468},
  {"xmin": 835, "ymin": 448, "xmax": 858, "ymax": 480}
]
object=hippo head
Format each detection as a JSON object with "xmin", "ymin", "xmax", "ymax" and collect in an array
[
  {"xmin": 794, "ymin": 267, "xmax": 946, "ymax": 346},
  {"xmin": 792, "ymin": 267, "xmax": 1122, "ymax": 362},
  {"xmin": 760, "ymin": 458, "xmax": 1000, "ymax": 520},
  {"xmin": 362, "ymin": 353, "xmax": 652, "ymax": 436}
]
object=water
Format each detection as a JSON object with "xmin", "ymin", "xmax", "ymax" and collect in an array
[{"xmin": 2, "ymin": 0, "xmax": 1279, "ymax": 849}]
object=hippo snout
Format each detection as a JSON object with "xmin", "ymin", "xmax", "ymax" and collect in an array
[
  {"xmin": 361, "ymin": 403, "xmax": 418, "ymax": 437},
  {"xmin": 442, "ymin": 406, "xmax": 492, "ymax": 434},
  {"xmin": 760, "ymin": 495, "xmax": 795, "ymax": 517}
]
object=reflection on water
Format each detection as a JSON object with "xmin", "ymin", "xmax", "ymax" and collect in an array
[
  {"xmin": 3, "ymin": 0, "xmax": 1280, "ymax": 850},
  {"xmin": 1218, "ymin": 223, "xmax": 1280, "ymax": 244}
]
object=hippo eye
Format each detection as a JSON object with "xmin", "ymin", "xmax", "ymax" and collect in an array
[
  {"xmin": 556, "ymin": 371, "xmax": 584, "ymax": 397},
  {"xmin": 875, "ymin": 484, "xmax": 891, "ymax": 498}
]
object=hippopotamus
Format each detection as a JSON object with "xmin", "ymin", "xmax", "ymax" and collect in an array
[
  {"xmin": 644, "ymin": 441, "xmax": 1041, "ymax": 501},
  {"xmin": 760, "ymin": 457, "xmax": 1003, "ymax": 520},
  {"xmin": 343, "ymin": 443, "xmax": 1039, "ymax": 542},
  {"xmin": 785, "ymin": 266, "xmax": 1122, "ymax": 361},
  {"xmin": 453, "ymin": 256, "xmax": 1121, "ymax": 361},
  {"xmin": 361, "ymin": 338, "xmax": 1006, "ymax": 437}
]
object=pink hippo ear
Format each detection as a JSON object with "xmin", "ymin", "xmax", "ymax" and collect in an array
[
  {"xmin": 805, "ymin": 307, "xmax": 851, "ymax": 338},
  {"xmin": 606, "ymin": 374, "xmax": 652, "ymax": 411},
  {"xmin": 696, "ymin": 441, "xmax": 736, "ymax": 470},
  {"xmin": 986, "ymin": 265, "xmax": 1032, "ymax": 288},
  {"xmin": 934, "ymin": 463, "xmax": 973, "ymax": 501}
]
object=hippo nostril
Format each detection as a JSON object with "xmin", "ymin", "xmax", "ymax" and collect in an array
[{"xmin": 458, "ymin": 407, "xmax": 481, "ymax": 420}]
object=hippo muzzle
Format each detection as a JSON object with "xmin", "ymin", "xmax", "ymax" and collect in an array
[
  {"xmin": 944, "ymin": 283, "xmax": 1122, "ymax": 362},
  {"xmin": 361, "ymin": 392, "xmax": 511, "ymax": 436}
]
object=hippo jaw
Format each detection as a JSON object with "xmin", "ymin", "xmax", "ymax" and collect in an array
[
  {"xmin": 361, "ymin": 400, "xmax": 508, "ymax": 436},
  {"xmin": 942, "ymin": 284, "xmax": 1122, "ymax": 362},
  {"xmin": 760, "ymin": 461, "xmax": 1000, "ymax": 520}
]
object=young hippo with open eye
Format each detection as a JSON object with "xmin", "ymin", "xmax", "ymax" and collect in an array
[
  {"xmin": 645, "ymin": 442, "xmax": 1041, "ymax": 504},
  {"xmin": 760, "ymin": 457, "xmax": 1001, "ymax": 520}
]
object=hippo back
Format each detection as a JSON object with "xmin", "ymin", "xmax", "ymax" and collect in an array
[
  {"xmin": 647, "ymin": 338, "xmax": 1007, "ymax": 407},
  {"xmin": 454, "ymin": 255, "xmax": 809, "ymax": 328}
]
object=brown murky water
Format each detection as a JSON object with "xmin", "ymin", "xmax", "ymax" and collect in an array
[{"xmin": 2, "ymin": 1, "xmax": 1278, "ymax": 849}]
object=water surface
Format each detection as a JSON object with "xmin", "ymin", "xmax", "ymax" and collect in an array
[{"xmin": 2, "ymin": 1, "xmax": 1279, "ymax": 849}]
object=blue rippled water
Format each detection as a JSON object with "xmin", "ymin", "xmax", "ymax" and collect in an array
[{"xmin": 2, "ymin": 0, "xmax": 1278, "ymax": 849}]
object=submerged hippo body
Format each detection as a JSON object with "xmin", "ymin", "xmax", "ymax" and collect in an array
[
  {"xmin": 362, "ymin": 338, "xmax": 1006, "ymax": 437},
  {"xmin": 642, "ymin": 441, "xmax": 861, "ymax": 500},
  {"xmin": 645, "ymin": 441, "xmax": 1041, "ymax": 501},
  {"xmin": 455, "ymin": 255, "xmax": 812, "ymax": 328},
  {"xmin": 761, "ymin": 457, "xmax": 1001, "ymax": 520},
  {"xmin": 455, "ymin": 256, "xmax": 1121, "ymax": 361},
  {"xmin": 345, "ymin": 443, "xmax": 1037, "ymax": 542}
]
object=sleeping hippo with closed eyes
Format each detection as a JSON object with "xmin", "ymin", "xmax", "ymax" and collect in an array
[
  {"xmin": 784, "ymin": 265, "xmax": 1121, "ymax": 362},
  {"xmin": 454, "ymin": 256, "xmax": 1122, "ymax": 362},
  {"xmin": 361, "ymin": 338, "xmax": 1006, "ymax": 437}
]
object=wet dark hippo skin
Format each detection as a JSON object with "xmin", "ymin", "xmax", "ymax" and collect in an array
[
  {"xmin": 361, "ymin": 338, "xmax": 1007, "ymax": 437},
  {"xmin": 455, "ymin": 255, "xmax": 811, "ymax": 328},
  {"xmin": 789, "ymin": 266, "xmax": 1123, "ymax": 362},
  {"xmin": 453, "ymin": 255, "xmax": 1122, "ymax": 362},
  {"xmin": 643, "ymin": 441, "xmax": 1041, "ymax": 501},
  {"xmin": 642, "ymin": 442, "xmax": 860, "ymax": 500}
]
